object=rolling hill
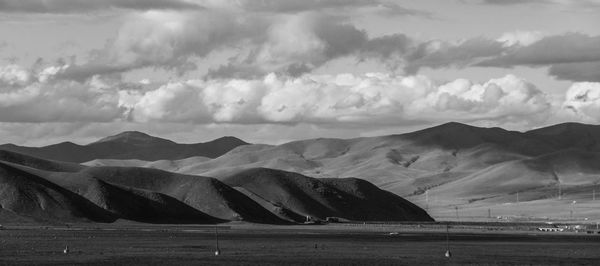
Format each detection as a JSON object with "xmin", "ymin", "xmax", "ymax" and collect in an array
[
  {"xmin": 0, "ymin": 150, "xmax": 431, "ymax": 224},
  {"xmin": 223, "ymin": 168, "xmax": 433, "ymax": 222}
]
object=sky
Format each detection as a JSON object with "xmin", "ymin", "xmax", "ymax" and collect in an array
[{"xmin": 1, "ymin": 0, "xmax": 600, "ymax": 146}]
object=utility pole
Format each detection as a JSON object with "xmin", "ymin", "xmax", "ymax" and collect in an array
[
  {"xmin": 516, "ymin": 192, "xmax": 519, "ymax": 203},
  {"xmin": 445, "ymin": 224, "xmax": 452, "ymax": 258},
  {"xmin": 425, "ymin": 190, "xmax": 429, "ymax": 211},
  {"xmin": 558, "ymin": 183, "xmax": 562, "ymax": 200},
  {"xmin": 488, "ymin": 208, "xmax": 491, "ymax": 219},
  {"xmin": 454, "ymin": 206, "xmax": 459, "ymax": 221},
  {"xmin": 214, "ymin": 226, "xmax": 221, "ymax": 256},
  {"xmin": 593, "ymin": 188, "xmax": 596, "ymax": 201}
]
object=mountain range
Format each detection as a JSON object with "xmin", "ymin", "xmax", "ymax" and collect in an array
[
  {"xmin": 2, "ymin": 121, "xmax": 600, "ymax": 223},
  {"xmin": 0, "ymin": 131, "xmax": 247, "ymax": 163}
]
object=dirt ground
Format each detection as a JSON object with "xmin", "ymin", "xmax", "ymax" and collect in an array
[{"xmin": 1, "ymin": 223, "xmax": 599, "ymax": 265}]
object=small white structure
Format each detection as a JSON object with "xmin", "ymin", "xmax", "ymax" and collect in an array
[
  {"xmin": 538, "ymin": 222, "xmax": 565, "ymax": 232},
  {"xmin": 63, "ymin": 245, "xmax": 69, "ymax": 254}
]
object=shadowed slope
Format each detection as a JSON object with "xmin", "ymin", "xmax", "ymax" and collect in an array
[
  {"xmin": 0, "ymin": 150, "xmax": 83, "ymax": 172},
  {"xmin": 0, "ymin": 161, "xmax": 116, "ymax": 223},
  {"xmin": 78, "ymin": 166, "xmax": 286, "ymax": 224},
  {"xmin": 80, "ymin": 178, "xmax": 223, "ymax": 224},
  {"xmin": 400, "ymin": 122, "xmax": 554, "ymax": 156},
  {"xmin": 525, "ymin": 122, "xmax": 600, "ymax": 152},
  {"xmin": 223, "ymin": 168, "xmax": 434, "ymax": 222},
  {"xmin": 26, "ymin": 169, "xmax": 224, "ymax": 224}
]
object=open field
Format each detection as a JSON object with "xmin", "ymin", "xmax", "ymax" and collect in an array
[{"xmin": 1, "ymin": 223, "xmax": 599, "ymax": 265}]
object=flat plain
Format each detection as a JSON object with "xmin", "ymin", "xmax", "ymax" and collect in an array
[{"xmin": 1, "ymin": 223, "xmax": 599, "ymax": 266}]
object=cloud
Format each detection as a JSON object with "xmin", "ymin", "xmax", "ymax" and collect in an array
[
  {"xmin": 0, "ymin": 78, "xmax": 124, "ymax": 123},
  {"xmin": 206, "ymin": 0, "xmax": 428, "ymax": 16},
  {"xmin": 562, "ymin": 82, "xmax": 600, "ymax": 121},
  {"xmin": 477, "ymin": 33, "xmax": 600, "ymax": 82},
  {"xmin": 479, "ymin": 33, "xmax": 600, "ymax": 67},
  {"xmin": 69, "ymin": 10, "xmax": 268, "ymax": 78},
  {"xmin": 0, "ymin": 0, "xmax": 202, "ymax": 13},
  {"xmin": 43, "ymin": 6, "xmax": 429, "ymax": 81},
  {"xmin": 207, "ymin": 15, "xmax": 502, "ymax": 78},
  {"xmin": 29, "ymin": 7, "xmax": 595, "ymax": 84},
  {"xmin": 0, "ymin": 60, "xmax": 593, "ymax": 134},
  {"xmin": 130, "ymin": 73, "xmax": 553, "ymax": 127},
  {"xmin": 549, "ymin": 62, "xmax": 600, "ymax": 82},
  {"xmin": 470, "ymin": 0, "xmax": 600, "ymax": 7},
  {"xmin": 207, "ymin": 13, "xmax": 369, "ymax": 78},
  {"xmin": 497, "ymin": 31, "xmax": 545, "ymax": 46},
  {"xmin": 401, "ymin": 37, "xmax": 507, "ymax": 74},
  {"xmin": 0, "ymin": 64, "xmax": 31, "ymax": 86},
  {"xmin": 0, "ymin": 65, "xmax": 125, "ymax": 122},
  {"xmin": 409, "ymin": 74, "xmax": 551, "ymax": 123}
]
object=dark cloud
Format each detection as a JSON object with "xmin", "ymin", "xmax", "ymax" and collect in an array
[
  {"xmin": 360, "ymin": 34, "xmax": 414, "ymax": 59},
  {"xmin": 549, "ymin": 62, "xmax": 600, "ymax": 82},
  {"xmin": 49, "ymin": 63, "xmax": 128, "ymax": 83},
  {"xmin": 404, "ymin": 37, "xmax": 506, "ymax": 74},
  {"xmin": 478, "ymin": 33, "xmax": 600, "ymax": 67},
  {"xmin": 474, "ymin": 33, "xmax": 600, "ymax": 82},
  {"xmin": 207, "ymin": 13, "xmax": 370, "ymax": 78},
  {"xmin": 0, "ymin": 0, "xmax": 202, "ymax": 13}
]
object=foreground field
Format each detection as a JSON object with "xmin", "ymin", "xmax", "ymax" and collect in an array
[{"xmin": 1, "ymin": 223, "xmax": 599, "ymax": 265}]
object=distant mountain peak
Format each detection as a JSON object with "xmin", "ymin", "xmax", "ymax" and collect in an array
[
  {"xmin": 93, "ymin": 131, "xmax": 174, "ymax": 145},
  {"xmin": 210, "ymin": 136, "xmax": 248, "ymax": 145}
]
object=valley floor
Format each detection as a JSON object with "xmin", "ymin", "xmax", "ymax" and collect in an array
[
  {"xmin": 1, "ymin": 222, "xmax": 599, "ymax": 265},
  {"xmin": 409, "ymin": 195, "xmax": 600, "ymax": 223}
]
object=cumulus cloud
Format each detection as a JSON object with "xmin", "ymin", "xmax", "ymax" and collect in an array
[
  {"xmin": 0, "ymin": 0, "xmax": 202, "ymax": 13},
  {"xmin": 3, "ymin": 1, "xmax": 598, "ymax": 85},
  {"xmin": 207, "ymin": 13, "xmax": 370, "ymax": 78},
  {"xmin": 46, "ymin": 6, "xmax": 427, "ymax": 80},
  {"xmin": 409, "ymin": 75, "xmax": 551, "ymax": 123},
  {"xmin": 562, "ymin": 82, "xmax": 600, "ymax": 121},
  {"xmin": 0, "ymin": 65, "xmax": 125, "ymax": 122},
  {"xmin": 0, "ymin": 60, "xmax": 594, "ymax": 133},
  {"xmin": 67, "ymin": 10, "xmax": 268, "ymax": 78},
  {"xmin": 0, "ymin": 79, "xmax": 124, "ymax": 123},
  {"xmin": 43, "ymin": 5, "xmax": 594, "ymax": 83},
  {"xmin": 130, "ymin": 73, "xmax": 552, "ymax": 126},
  {"xmin": 0, "ymin": 65, "xmax": 31, "ymax": 86}
]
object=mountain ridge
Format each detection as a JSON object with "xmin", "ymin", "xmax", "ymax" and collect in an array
[{"xmin": 0, "ymin": 132, "xmax": 249, "ymax": 163}]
